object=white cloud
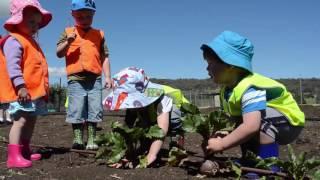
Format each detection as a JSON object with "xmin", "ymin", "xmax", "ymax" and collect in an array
[
  {"xmin": 0, "ymin": 0, "xmax": 9, "ymax": 18},
  {"xmin": 48, "ymin": 67, "xmax": 66, "ymax": 77}
]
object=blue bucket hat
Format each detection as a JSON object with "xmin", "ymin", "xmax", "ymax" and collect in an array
[
  {"xmin": 201, "ymin": 31, "xmax": 254, "ymax": 72},
  {"xmin": 72, "ymin": 0, "xmax": 96, "ymax": 11}
]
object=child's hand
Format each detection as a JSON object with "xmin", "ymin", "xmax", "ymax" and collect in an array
[
  {"xmin": 212, "ymin": 130, "xmax": 229, "ymax": 138},
  {"xmin": 67, "ymin": 32, "xmax": 76, "ymax": 44},
  {"xmin": 104, "ymin": 77, "xmax": 113, "ymax": 89},
  {"xmin": 17, "ymin": 88, "xmax": 31, "ymax": 104},
  {"xmin": 206, "ymin": 137, "xmax": 224, "ymax": 153},
  {"xmin": 146, "ymin": 153, "xmax": 157, "ymax": 166}
]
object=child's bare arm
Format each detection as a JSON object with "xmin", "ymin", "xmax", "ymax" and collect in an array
[
  {"xmin": 222, "ymin": 111, "xmax": 261, "ymax": 147},
  {"xmin": 102, "ymin": 57, "xmax": 112, "ymax": 88},
  {"xmin": 146, "ymin": 112, "xmax": 169, "ymax": 165},
  {"xmin": 207, "ymin": 111, "xmax": 261, "ymax": 152}
]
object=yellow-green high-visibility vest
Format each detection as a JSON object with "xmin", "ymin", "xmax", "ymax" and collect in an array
[
  {"xmin": 220, "ymin": 73, "xmax": 305, "ymax": 126},
  {"xmin": 137, "ymin": 85, "xmax": 189, "ymax": 123},
  {"xmin": 162, "ymin": 85, "xmax": 190, "ymax": 108}
]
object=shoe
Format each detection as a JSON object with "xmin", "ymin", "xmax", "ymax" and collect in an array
[{"xmin": 7, "ymin": 144, "xmax": 32, "ymax": 168}]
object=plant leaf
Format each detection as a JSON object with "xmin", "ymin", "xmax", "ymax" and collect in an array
[
  {"xmin": 180, "ymin": 103, "xmax": 200, "ymax": 115},
  {"xmin": 145, "ymin": 125, "xmax": 165, "ymax": 139},
  {"xmin": 137, "ymin": 155, "xmax": 148, "ymax": 168},
  {"xmin": 230, "ymin": 162, "xmax": 242, "ymax": 180},
  {"xmin": 312, "ymin": 170, "xmax": 320, "ymax": 179},
  {"xmin": 297, "ymin": 151, "xmax": 306, "ymax": 166},
  {"xmin": 305, "ymin": 158, "xmax": 320, "ymax": 170},
  {"xmin": 95, "ymin": 145, "xmax": 110, "ymax": 159},
  {"xmin": 167, "ymin": 147, "xmax": 188, "ymax": 167},
  {"xmin": 287, "ymin": 144, "xmax": 297, "ymax": 164},
  {"xmin": 182, "ymin": 114, "xmax": 197, "ymax": 133}
]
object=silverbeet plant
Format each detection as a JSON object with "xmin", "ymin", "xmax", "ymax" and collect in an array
[
  {"xmin": 180, "ymin": 103, "xmax": 235, "ymax": 152},
  {"xmin": 95, "ymin": 121, "xmax": 165, "ymax": 167},
  {"xmin": 244, "ymin": 145, "xmax": 320, "ymax": 180}
]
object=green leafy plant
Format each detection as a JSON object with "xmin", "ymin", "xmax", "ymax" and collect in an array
[
  {"xmin": 245, "ymin": 145, "xmax": 320, "ymax": 179},
  {"xmin": 245, "ymin": 151, "xmax": 280, "ymax": 170},
  {"xmin": 96, "ymin": 121, "xmax": 165, "ymax": 167},
  {"xmin": 278, "ymin": 145, "xmax": 320, "ymax": 180},
  {"xmin": 312, "ymin": 169, "xmax": 320, "ymax": 179},
  {"xmin": 167, "ymin": 147, "xmax": 188, "ymax": 167},
  {"xmin": 137, "ymin": 155, "xmax": 148, "ymax": 168},
  {"xmin": 95, "ymin": 131, "xmax": 127, "ymax": 164},
  {"xmin": 180, "ymin": 103, "xmax": 234, "ymax": 153},
  {"xmin": 229, "ymin": 161, "xmax": 242, "ymax": 180}
]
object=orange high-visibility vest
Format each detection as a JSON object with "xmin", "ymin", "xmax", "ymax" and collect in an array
[
  {"xmin": 65, "ymin": 27, "xmax": 104, "ymax": 76},
  {"xmin": 0, "ymin": 33, "xmax": 49, "ymax": 103}
]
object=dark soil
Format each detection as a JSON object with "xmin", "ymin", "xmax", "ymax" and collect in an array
[{"xmin": 0, "ymin": 113, "xmax": 319, "ymax": 180}]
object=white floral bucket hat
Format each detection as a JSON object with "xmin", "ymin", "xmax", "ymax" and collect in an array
[{"xmin": 103, "ymin": 67, "xmax": 164, "ymax": 111}]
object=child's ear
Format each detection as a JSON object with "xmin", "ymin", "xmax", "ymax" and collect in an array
[{"xmin": 71, "ymin": 11, "xmax": 77, "ymax": 17}]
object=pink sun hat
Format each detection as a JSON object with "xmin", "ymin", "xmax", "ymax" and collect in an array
[{"xmin": 4, "ymin": 0, "xmax": 52, "ymax": 32}]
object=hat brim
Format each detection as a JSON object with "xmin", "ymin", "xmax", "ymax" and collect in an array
[
  {"xmin": 103, "ymin": 82, "xmax": 164, "ymax": 111},
  {"xmin": 4, "ymin": 5, "xmax": 52, "ymax": 31},
  {"xmin": 201, "ymin": 41, "xmax": 252, "ymax": 72},
  {"xmin": 72, "ymin": 7, "xmax": 96, "ymax": 11}
]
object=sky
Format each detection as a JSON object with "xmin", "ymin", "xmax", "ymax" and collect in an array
[{"xmin": 0, "ymin": 0, "xmax": 320, "ymax": 85}]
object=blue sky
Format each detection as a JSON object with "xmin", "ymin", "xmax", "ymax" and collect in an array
[{"xmin": 1, "ymin": 0, "xmax": 319, "ymax": 84}]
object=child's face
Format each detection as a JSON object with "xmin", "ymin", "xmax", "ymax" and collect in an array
[
  {"xmin": 72, "ymin": 10, "xmax": 95, "ymax": 29},
  {"xmin": 204, "ymin": 51, "xmax": 234, "ymax": 85},
  {"xmin": 17, "ymin": 7, "xmax": 42, "ymax": 36}
]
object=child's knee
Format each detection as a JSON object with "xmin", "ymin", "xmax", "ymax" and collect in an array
[{"xmin": 13, "ymin": 118, "xmax": 27, "ymax": 128}]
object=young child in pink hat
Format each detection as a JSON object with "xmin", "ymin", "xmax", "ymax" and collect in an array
[{"xmin": 0, "ymin": 0, "xmax": 52, "ymax": 168}]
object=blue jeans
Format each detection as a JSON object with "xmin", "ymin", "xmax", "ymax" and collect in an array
[{"xmin": 66, "ymin": 79, "xmax": 103, "ymax": 124}]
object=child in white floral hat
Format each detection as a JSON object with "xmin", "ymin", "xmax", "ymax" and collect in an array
[{"xmin": 104, "ymin": 67, "xmax": 188, "ymax": 166}]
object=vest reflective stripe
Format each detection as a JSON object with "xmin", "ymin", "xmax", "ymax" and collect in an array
[
  {"xmin": 220, "ymin": 73, "xmax": 305, "ymax": 126},
  {"xmin": 0, "ymin": 33, "xmax": 49, "ymax": 103},
  {"xmin": 65, "ymin": 27, "xmax": 103, "ymax": 76}
]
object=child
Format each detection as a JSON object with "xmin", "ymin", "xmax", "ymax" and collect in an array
[
  {"xmin": 56, "ymin": 0, "xmax": 112, "ymax": 150},
  {"xmin": 201, "ymin": 31, "xmax": 305, "ymax": 174},
  {"xmin": 0, "ymin": 104, "xmax": 11, "ymax": 123},
  {"xmin": 0, "ymin": 35, "xmax": 11, "ymax": 124},
  {"xmin": 0, "ymin": 0, "xmax": 52, "ymax": 168},
  {"xmin": 104, "ymin": 67, "xmax": 187, "ymax": 167}
]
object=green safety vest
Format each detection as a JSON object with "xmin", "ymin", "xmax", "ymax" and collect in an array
[
  {"xmin": 137, "ymin": 85, "xmax": 189, "ymax": 123},
  {"xmin": 220, "ymin": 73, "xmax": 305, "ymax": 126},
  {"xmin": 162, "ymin": 85, "xmax": 190, "ymax": 108}
]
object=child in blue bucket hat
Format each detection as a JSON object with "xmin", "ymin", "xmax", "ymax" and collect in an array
[
  {"xmin": 56, "ymin": 0, "xmax": 112, "ymax": 150},
  {"xmin": 103, "ymin": 67, "xmax": 188, "ymax": 167},
  {"xmin": 200, "ymin": 31, "xmax": 305, "ymax": 177}
]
